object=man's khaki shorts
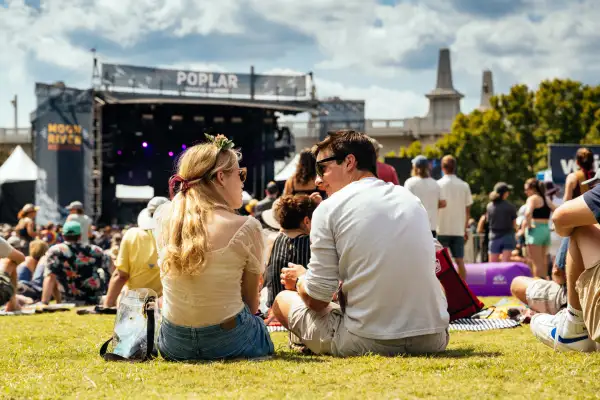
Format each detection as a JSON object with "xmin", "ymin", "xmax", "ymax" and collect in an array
[
  {"xmin": 525, "ymin": 279, "xmax": 567, "ymax": 315},
  {"xmin": 576, "ymin": 262, "xmax": 600, "ymax": 342},
  {"xmin": 288, "ymin": 296, "xmax": 449, "ymax": 357}
]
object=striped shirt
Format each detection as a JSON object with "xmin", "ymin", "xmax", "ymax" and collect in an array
[{"xmin": 266, "ymin": 233, "xmax": 311, "ymax": 307}]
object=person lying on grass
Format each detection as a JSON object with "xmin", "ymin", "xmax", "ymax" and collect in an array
[
  {"xmin": 272, "ymin": 129, "xmax": 450, "ymax": 357},
  {"xmin": 0, "ymin": 236, "xmax": 26, "ymax": 312}
]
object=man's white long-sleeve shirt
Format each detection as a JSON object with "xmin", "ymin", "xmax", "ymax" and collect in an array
[{"xmin": 304, "ymin": 178, "xmax": 449, "ymax": 340}]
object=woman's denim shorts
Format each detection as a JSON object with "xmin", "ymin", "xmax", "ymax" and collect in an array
[{"xmin": 158, "ymin": 305, "xmax": 274, "ymax": 361}]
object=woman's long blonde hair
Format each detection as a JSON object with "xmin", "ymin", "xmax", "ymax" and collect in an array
[{"xmin": 161, "ymin": 142, "xmax": 240, "ymax": 276}]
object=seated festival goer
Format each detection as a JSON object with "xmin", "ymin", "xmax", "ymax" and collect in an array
[
  {"xmin": 530, "ymin": 170, "xmax": 600, "ymax": 352},
  {"xmin": 265, "ymin": 194, "xmax": 316, "ymax": 308},
  {"xmin": 40, "ymin": 221, "xmax": 112, "ymax": 305},
  {"xmin": 273, "ymin": 130, "xmax": 449, "ymax": 357},
  {"xmin": 155, "ymin": 134, "xmax": 274, "ymax": 361},
  {"xmin": 16, "ymin": 240, "xmax": 49, "ymax": 283},
  {"xmin": 102, "ymin": 197, "xmax": 168, "ymax": 307},
  {"xmin": 0, "ymin": 237, "xmax": 26, "ymax": 312},
  {"xmin": 510, "ymin": 267, "xmax": 566, "ymax": 315}
]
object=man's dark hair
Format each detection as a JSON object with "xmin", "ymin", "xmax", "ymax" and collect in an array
[
  {"xmin": 266, "ymin": 182, "xmax": 279, "ymax": 196},
  {"xmin": 441, "ymin": 155, "xmax": 457, "ymax": 174},
  {"xmin": 274, "ymin": 195, "xmax": 317, "ymax": 230},
  {"xmin": 312, "ymin": 130, "xmax": 377, "ymax": 176}
]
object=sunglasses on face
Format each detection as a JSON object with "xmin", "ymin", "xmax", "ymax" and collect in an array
[
  {"xmin": 238, "ymin": 167, "xmax": 247, "ymax": 183},
  {"xmin": 316, "ymin": 155, "xmax": 346, "ymax": 177}
]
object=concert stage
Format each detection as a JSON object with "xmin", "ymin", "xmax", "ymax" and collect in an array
[{"xmin": 31, "ymin": 63, "xmax": 318, "ymax": 225}]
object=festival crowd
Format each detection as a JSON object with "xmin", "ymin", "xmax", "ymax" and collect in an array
[{"xmin": 1, "ymin": 131, "xmax": 599, "ymax": 358}]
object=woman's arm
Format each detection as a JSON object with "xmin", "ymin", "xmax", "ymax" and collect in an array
[
  {"xmin": 524, "ymin": 196, "xmax": 536, "ymax": 227},
  {"xmin": 283, "ymin": 178, "xmax": 293, "ymax": 195},
  {"xmin": 477, "ymin": 214, "xmax": 486, "ymax": 233},
  {"xmin": 563, "ymin": 174, "xmax": 576, "ymax": 202},
  {"xmin": 241, "ymin": 271, "xmax": 261, "ymax": 314},
  {"xmin": 26, "ymin": 219, "xmax": 36, "ymax": 238}
]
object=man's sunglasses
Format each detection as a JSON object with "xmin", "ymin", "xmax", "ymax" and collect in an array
[
  {"xmin": 316, "ymin": 155, "xmax": 346, "ymax": 177},
  {"xmin": 238, "ymin": 167, "xmax": 247, "ymax": 182}
]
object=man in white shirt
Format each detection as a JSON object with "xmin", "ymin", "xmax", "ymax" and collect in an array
[
  {"xmin": 65, "ymin": 201, "xmax": 93, "ymax": 245},
  {"xmin": 405, "ymin": 155, "xmax": 446, "ymax": 237},
  {"xmin": 272, "ymin": 130, "xmax": 449, "ymax": 356},
  {"xmin": 436, "ymin": 155, "xmax": 473, "ymax": 279}
]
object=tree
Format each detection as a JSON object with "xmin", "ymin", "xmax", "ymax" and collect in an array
[{"xmin": 431, "ymin": 78, "xmax": 600, "ymax": 218}]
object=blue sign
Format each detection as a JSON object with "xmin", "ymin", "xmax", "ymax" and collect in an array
[{"xmin": 548, "ymin": 144, "xmax": 600, "ymax": 184}]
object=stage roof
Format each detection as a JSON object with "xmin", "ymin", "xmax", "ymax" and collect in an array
[{"xmin": 96, "ymin": 91, "xmax": 319, "ymax": 115}]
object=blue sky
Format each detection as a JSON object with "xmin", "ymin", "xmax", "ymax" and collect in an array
[{"xmin": 1, "ymin": 0, "xmax": 600, "ymax": 126}]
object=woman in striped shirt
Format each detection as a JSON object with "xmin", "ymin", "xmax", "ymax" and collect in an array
[{"xmin": 266, "ymin": 195, "xmax": 316, "ymax": 308}]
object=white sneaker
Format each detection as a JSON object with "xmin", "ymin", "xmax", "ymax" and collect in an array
[{"xmin": 531, "ymin": 309, "xmax": 596, "ymax": 352}]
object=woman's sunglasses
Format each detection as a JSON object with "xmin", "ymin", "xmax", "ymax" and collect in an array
[
  {"xmin": 316, "ymin": 155, "xmax": 346, "ymax": 177},
  {"xmin": 238, "ymin": 167, "xmax": 247, "ymax": 183}
]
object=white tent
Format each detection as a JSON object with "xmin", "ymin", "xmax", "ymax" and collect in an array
[
  {"xmin": 0, "ymin": 146, "xmax": 38, "ymax": 184},
  {"xmin": 274, "ymin": 154, "xmax": 299, "ymax": 182}
]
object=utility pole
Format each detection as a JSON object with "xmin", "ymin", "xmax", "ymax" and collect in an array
[{"xmin": 10, "ymin": 95, "xmax": 17, "ymax": 134}]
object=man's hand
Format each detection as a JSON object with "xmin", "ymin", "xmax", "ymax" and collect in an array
[{"xmin": 281, "ymin": 262, "xmax": 307, "ymax": 290}]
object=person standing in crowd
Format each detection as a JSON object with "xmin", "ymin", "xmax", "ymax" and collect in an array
[
  {"xmin": 437, "ymin": 155, "xmax": 472, "ymax": 280},
  {"xmin": 65, "ymin": 201, "xmax": 92, "ymax": 245},
  {"xmin": 519, "ymin": 178, "xmax": 557, "ymax": 278},
  {"xmin": 95, "ymin": 226, "xmax": 113, "ymax": 250},
  {"xmin": 16, "ymin": 240, "xmax": 49, "ymax": 283},
  {"xmin": 265, "ymin": 195, "xmax": 315, "ymax": 308},
  {"xmin": 0, "ymin": 237, "xmax": 26, "ymax": 312},
  {"xmin": 102, "ymin": 197, "xmax": 168, "ymax": 308},
  {"xmin": 15, "ymin": 204, "xmax": 39, "ymax": 255},
  {"xmin": 478, "ymin": 182, "xmax": 517, "ymax": 262},
  {"xmin": 368, "ymin": 137, "xmax": 399, "ymax": 185},
  {"xmin": 284, "ymin": 148, "xmax": 326, "ymax": 198},
  {"xmin": 531, "ymin": 170, "xmax": 600, "ymax": 352},
  {"xmin": 564, "ymin": 147, "xmax": 595, "ymax": 201},
  {"xmin": 273, "ymin": 130, "xmax": 449, "ymax": 357},
  {"xmin": 405, "ymin": 155, "xmax": 446, "ymax": 238},
  {"xmin": 40, "ymin": 221, "xmax": 112, "ymax": 305},
  {"xmin": 255, "ymin": 181, "xmax": 280, "ymax": 220},
  {"xmin": 155, "ymin": 135, "xmax": 274, "ymax": 361}
]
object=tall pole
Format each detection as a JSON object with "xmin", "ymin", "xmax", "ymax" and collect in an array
[{"xmin": 11, "ymin": 95, "xmax": 17, "ymax": 134}]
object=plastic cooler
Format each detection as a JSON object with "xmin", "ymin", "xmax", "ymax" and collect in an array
[{"xmin": 464, "ymin": 262, "xmax": 532, "ymax": 296}]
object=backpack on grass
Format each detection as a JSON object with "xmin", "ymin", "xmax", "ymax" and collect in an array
[
  {"xmin": 99, "ymin": 288, "xmax": 159, "ymax": 362},
  {"xmin": 435, "ymin": 247, "xmax": 484, "ymax": 321}
]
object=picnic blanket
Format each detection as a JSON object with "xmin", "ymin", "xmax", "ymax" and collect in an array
[{"xmin": 449, "ymin": 318, "xmax": 521, "ymax": 331}]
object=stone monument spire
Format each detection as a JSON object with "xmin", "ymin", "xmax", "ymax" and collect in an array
[
  {"xmin": 479, "ymin": 69, "xmax": 494, "ymax": 111},
  {"xmin": 425, "ymin": 48, "xmax": 463, "ymax": 132}
]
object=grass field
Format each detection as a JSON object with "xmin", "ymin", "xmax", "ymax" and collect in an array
[{"xmin": 2, "ymin": 298, "xmax": 600, "ymax": 399}]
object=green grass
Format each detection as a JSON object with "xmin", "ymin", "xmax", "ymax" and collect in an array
[{"xmin": 2, "ymin": 298, "xmax": 600, "ymax": 399}]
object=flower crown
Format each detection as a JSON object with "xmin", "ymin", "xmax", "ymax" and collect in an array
[{"xmin": 205, "ymin": 133, "xmax": 235, "ymax": 151}]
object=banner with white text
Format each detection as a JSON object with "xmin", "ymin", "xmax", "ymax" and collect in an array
[{"xmin": 548, "ymin": 144, "xmax": 600, "ymax": 184}]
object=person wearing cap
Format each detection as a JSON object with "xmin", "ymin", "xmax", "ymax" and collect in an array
[
  {"xmin": 404, "ymin": 155, "xmax": 446, "ymax": 238},
  {"xmin": 65, "ymin": 201, "xmax": 92, "ymax": 245},
  {"xmin": 530, "ymin": 171, "xmax": 600, "ymax": 352},
  {"xmin": 478, "ymin": 182, "xmax": 517, "ymax": 262},
  {"xmin": 0, "ymin": 236, "xmax": 26, "ymax": 312},
  {"xmin": 103, "ymin": 197, "xmax": 168, "ymax": 308},
  {"xmin": 15, "ymin": 203, "xmax": 39, "ymax": 255},
  {"xmin": 40, "ymin": 220, "xmax": 111, "ymax": 305},
  {"xmin": 255, "ymin": 181, "xmax": 280, "ymax": 220}
]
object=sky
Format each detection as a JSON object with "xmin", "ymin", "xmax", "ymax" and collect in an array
[{"xmin": 1, "ymin": 0, "xmax": 600, "ymax": 127}]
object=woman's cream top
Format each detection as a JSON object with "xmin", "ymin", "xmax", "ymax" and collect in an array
[{"xmin": 157, "ymin": 215, "xmax": 265, "ymax": 327}]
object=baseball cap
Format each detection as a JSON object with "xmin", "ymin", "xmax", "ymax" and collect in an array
[
  {"xmin": 411, "ymin": 155, "xmax": 429, "ymax": 168},
  {"xmin": 66, "ymin": 201, "xmax": 84, "ymax": 211},
  {"xmin": 63, "ymin": 220, "xmax": 82, "ymax": 236},
  {"xmin": 493, "ymin": 182, "xmax": 513, "ymax": 195},
  {"xmin": 583, "ymin": 170, "xmax": 600, "ymax": 187},
  {"xmin": 137, "ymin": 196, "xmax": 170, "ymax": 230}
]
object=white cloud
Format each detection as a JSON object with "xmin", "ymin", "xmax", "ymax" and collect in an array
[{"xmin": 2, "ymin": 0, "xmax": 600, "ymax": 128}]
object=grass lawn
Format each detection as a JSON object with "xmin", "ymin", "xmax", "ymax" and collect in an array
[{"xmin": 2, "ymin": 297, "xmax": 600, "ymax": 399}]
